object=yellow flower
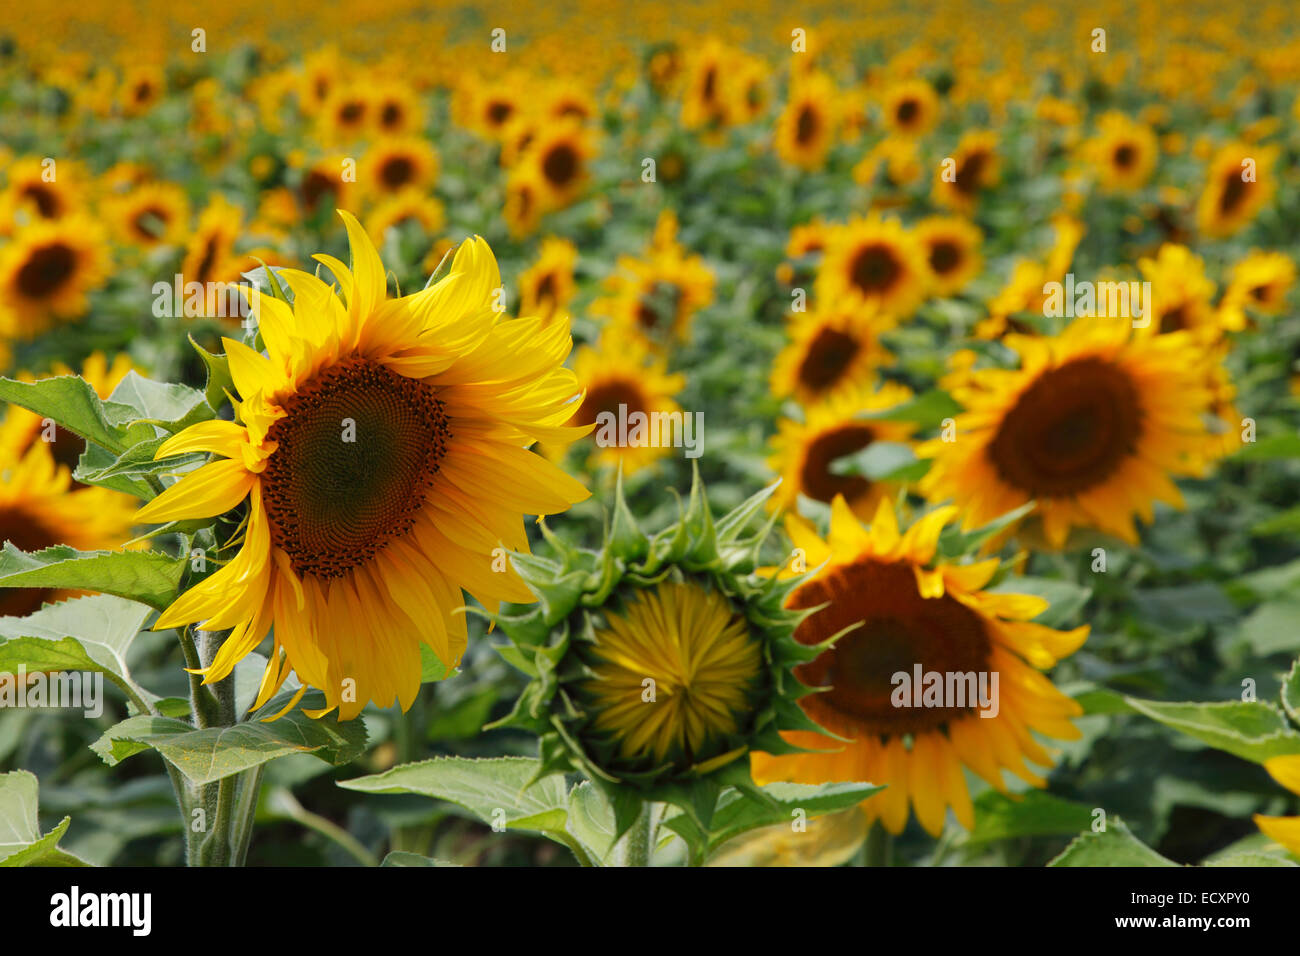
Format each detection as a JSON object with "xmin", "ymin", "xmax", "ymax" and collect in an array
[
  {"xmin": 768, "ymin": 380, "xmax": 916, "ymax": 518},
  {"xmin": 770, "ymin": 305, "xmax": 898, "ymax": 407},
  {"xmin": 0, "ymin": 216, "xmax": 109, "ymax": 339},
  {"xmin": 104, "ymin": 182, "xmax": 190, "ymax": 249},
  {"xmin": 359, "ymin": 138, "xmax": 440, "ymax": 199},
  {"xmin": 774, "ymin": 72, "xmax": 838, "ymax": 170},
  {"xmin": 1085, "ymin": 112, "xmax": 1159, "ymax": 192},
  {"xmin": 1195, "ymin": 141, "xmax": 1278, "ymax": 238},
  {"xmin": 914, "ymin": 216, "xmax": 983, "ymax": 297},
  {"xmin": 751, "ymin": 498, "xmax": 1087, "ymax": 837},
  {"xmin": 1136, "ymin": 243, "xmax": 1219, "ymax": 337},
  {"xmin": 521, "ymin": 120, "xmax": 595, "ymax": 212},
  {"xmin": 133, "ymin": 212, "xmax": 591, "ymax": 720},
  {"xmin": 516, "ymin": 237, "xmax": 578, "ymax": 326},
  {"xmin": 933, "ymin": 130, "xmax": 999, "ymax": 214},
  {"xmin": 881, "ymin": 79, "xmax": 939, "ymax": 137},
  {"xmin": 1219, "ymin": 250, "xmax": 1295, "ymax": 329},
  {"xmin": 919, "ymin": 319, "xmax": 1219, "ymax": 548},
  {"xmin": 814, "ymin": 214, "xmax": 928, "ymax": 319},
  {"xmin": 1253, "ymin": 755, "xmax": 1300, "ymax": 856}
]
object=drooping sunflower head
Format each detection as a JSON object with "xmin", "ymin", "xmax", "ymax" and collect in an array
[
  {"xmin": 919, "ymin": 318, "xmax": 1220, "ymax": 548},
  {"xmin": 882, "ymin": 79, "xmax": 939, "ymax": 137},
  {"xmin": 751, "ymin": 497, "xmax": 1088, "ymax": 836},
  {"xmin": 1087, "ymin": 111, "xmax": 1158, "ymax": 192},
  {"xmin": 815, "ymin": 215, "xmax": 929, "ymax": 319},
  {"xmin": 914, "ymin": 216, "xmax": 983, "ymax": 298},
  {"xmin": 593, "ymin": 240, "xmax": 715, "ymax": 347},
  {"xmin": 1196, "ymin": 142, "xmax": 1278, "ymax": 238},
  {"xmin": 770, "ymin": 304, "xmax": 898, "ymax": 407},
  {"xmin": 768, "ymin": 379, "xmax": 916, "ymax": 519},
  {"xmin": 933, "ymin": 130, "xmax": 999, "ymax": 213},
  {"xmin": 1219, "ymin": 250, "xmax": 1295, "ymax": 328},
  {"xmin": 134, "ymin": 210, "xmax": 592, "ymax": 721},
  {"xmin": 0, "ymin": 215, "xmax": 108, "ymax": 339},
  {"xmin": 494, "ymin": 472, "xmax": 824, "ymax": 802}
]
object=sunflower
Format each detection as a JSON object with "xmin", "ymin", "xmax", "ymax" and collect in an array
[
  {"xmin": 372, "ymin": 79, "xmax": 423, "ymax": 136},
  {"xmin": 914, "ymin": 216, "xmax": 983, "ymax": 297},
  {"xmin": 297, "ymin": 156, "xmax": 357, "ymax": 219},
  {"xmin": 360, "ymin": 138, "xmax": 439, "ymax": 200},
  {"xmin": 119, "ymin": 64, "xmax": 164, "ymax": 115},
  {"xmin": 517, "ymin": 237, "xmax": 578, "ymax": 326},
  {"xmin": 768, "ymin": 380, "xmax": 916, "ymax": 518},
  {"xmin": 521, "ymin": 120, "xmax": 594, "ymax": 212},
  {"xmin": 978, "ymin": 214, "xmax": 1084, "ymax": 340},
  {"xmin": 1086, "ymin": 112, "xmax": 1158, "ymax": 193},
  {"xmin": 104, "ymin": 182, "xmax": 190, "ymax": 249},
  {"xmin": 557, "ymin": 335, "xmax": 686, "ymax": 475},
  {"xmin": 1253, "ymin": 755, "xmax": 1300, "ymax": 856},
  {"xmin": 318, "ymin": 85, "xmax": 373, "ymax": 143},
  {"xmin": 0, "ymin": 216, "xmax": 109, "ymax": 339},
  {"xmin": 503, "ymin": 166, "xmax": 544, "ymax": 239},
  {"xmin": 1219, "ymin": 250, "xmax": 1295, "ymax": 329},
  {"xmin": 918, "ymin": 319, "xmax": 1218, "ymax": 549},
  {"xmin": 933, "ymin": 130, "xmax": 999, "ymax": 214},
  {"xmin": 881, "ymin": 79, "xmax": 939, "ymax": 137},
  {"xmin": 814, "ymin": 214, "xmax": 928, "ymax": 319},
  {"xmin": 457, "ymin": 77, "xmax": 522, "ymax": 142},
  {"xmin": 0, "ymin": 441, "xmax": 138, "ymax": 618},
  {"xmin": 543, "ymin": 78, "xmax": 596, "ymax": 123},
  {"xmin": 298, "ymin": 47, "xmax": 341, "ymax": 116},
  {"xmin": 1136, "ymin": 243, "xmax": 1219, "ymax": 337},
  {"xmin": 180, "ymin": 195, "xmax": 244, "ymax": 288},
  {"xmin": 681, "ymin": 39, "xmax": 737, "ymax": 133},
  {"xmin": 0, "ymin": 155, "xmax": 89, "ymax": 228},
  {"xmin": 770, "ymin": 305, "xmax": 898, "ymax": 406},
  {"xmin": 364, "ymin": 189, "xmax": 446, "ymax": 245},
  {"xmin": 133, "ymin": 212, "xmax": 591, "ymax": 720},
  {"xmin": 1196, "ymin": 142, "xmax": 1278, "ymax": 238},
  {"xmin": 774, "ymin": 72, "xmax": 837, "ymax": 170},
  {"xmin": 750, "ymin": 497, "xmax": 1088, "ymax": 837}
]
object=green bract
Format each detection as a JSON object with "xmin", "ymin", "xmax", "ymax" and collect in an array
[{"xmin": 491, "ymin": 468, "xmax": 832, "ymax": 835}]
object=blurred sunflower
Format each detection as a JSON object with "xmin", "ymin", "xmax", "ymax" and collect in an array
[
  {"xmin": 1137, "ymin": 243, "xmax": 1219, "ymax": 337},
  {"xmin": 933, "ymin": 130, "xmax": 999, "ymax": 213},
  {"xmin": 318, "ymin": 85, "xmax": 373, "ymax": 143},
  {"xmin": 881, "ymin": 79, "xmax": 939, "ymax": 137},
  {"xmin": 104, "ymin": 182, "xmax": 190, "ymax": 249},
  {"xmin": 978, "ymin": 214, "xmax": 1084, "ymax": 339},
  {"xmin": 523, "ymin": 120, "xmax": 594, "ymax": 211},
  {"xmin": 0, "ymin": 440, "xmax": 137, "ymax": 618},
  {"xmin": 372, "ymin": 79, "xmax": 423, "ymax": 136},
  {"xmin": 770, "ymin": 304, "xmax": 897, "ymax": 406},
  {"xmin": 681, "ymin": 39, "xmax": 735, "ymax": 132},
  {"xmin": 919, "ymin": 319, "xmax": 1219, "ymax": 548},
  {"xmin": 0, "ymin": 155, "xmax": 89, "ymax": 228},
  {"xmin": 593, "ymin": 221, "xmax": 714, "ymax": 346},
  {"xmin": 1219, "ymin": 250, "xmax": 1295, "ymax": 329},
  {"xmin": 517, "ymin": 237, "xmax": 577, "ymax": 326},
  {"xmin": 360, "ymin": 138, "xmax": 439, "ymax": 199},
  {"xmin": 1196, "ymin": 142, "xmax": 1278, "ymax": 238},
  {"xmin": 815, "ymin": 214, "xmax": 928, "ymax": 318},
  {"xmin": 1086, "ymin": 112, "xmax": 1158, "ymax": 192},
  {"xmin": 297, "ymin": 156, "xmax": 357, "ymax": 218},
  {"xmin": 557, "ymin": 335, "xmax": 685, "ymax": 475},
  {"xmin": 0, "ymin": 216, "xmax": 108, "ymax": 339},
  {"xmin": 364, "ymin": 189, "xmax": 446, "ymax": 245},
  {"xmin": 768, "ymin": 380, "xmax": 916, "ymax": 518},
  {"xmin": 134, "ymin": 212, "xmax": 591, "ymax": 720},
  {"xmin": 181, "ymin": 195, "xmax": 245, "ymax": 287},
  {"xmin": 914, "ymin": 216, "xmax": 983, "ymax": 297},
  {"xmin": 503, "ymin": 167, "xmax": 544, "ymax": 238},
  {"xmin": 775, "ymin": 72, "xmax": 838, "ymax": 170},
  {"xmin": 751, "ymin": 498, "xmax": 1087, "ymax": 837},
  {"xmin": 119, "ymin": 64, "xmax": 164, "ymax": 115}
]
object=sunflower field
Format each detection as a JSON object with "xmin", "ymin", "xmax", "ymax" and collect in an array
[{"xmin": 1, "ymin": 0, "xmax": 1300, "ymax": 905}]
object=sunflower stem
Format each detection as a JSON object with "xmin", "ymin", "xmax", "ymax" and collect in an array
[
  {"xmin": 610, "ymin": 801, "xmax": 658, "ymax": 867},
  {"xmin": 861, "ymin": 821, "xmax": 892, "ymax": 867}
]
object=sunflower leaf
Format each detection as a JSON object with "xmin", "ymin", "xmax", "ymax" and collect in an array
[
  {"xmin": 1123, "ymin": 697, "xmax": 1300, "ymax": 765},
  {"xmin": 1282, "ymin": 657, "xmax": 1300, "ymax": 727},
  {"xmin": 0, "ymin": 375, "xmax": 127, "ymax": 454},
  {"xmin": 1048, "ymin": 817, "xmax": 1178, "ymax": 867},
  {"xmin": 0, "ymin": 770, "xmax": 91, "ymax": 867},
  {"xmin": 0, "ymin": 593, "xmax": 157, "ymax": 714},
  {"xmin": 0, "ymin": 544, "xmax": 186, "ymax": 613},
  {"xmin": 91, "ymin": 692, "xmax": 368, "ymax": 784},
  {"xmin": 105, "ymin": 372, "xmax": 213, "ymax": 435}
]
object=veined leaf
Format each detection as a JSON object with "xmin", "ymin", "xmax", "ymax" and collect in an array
[
  {"xmin": 1124, "ymin": 697, "xmax": 1300, "ymax": 765},
  {"xmin": 1049, "ymin": 818, "xmax": 1177, "ymax": 867},
  {"xmin": 0, "ymin": 544, "xmax": 186, "ymax": 613},
  {"xmin": 0, "ymin": 770, "xmax": 91, "ymax": 867}
]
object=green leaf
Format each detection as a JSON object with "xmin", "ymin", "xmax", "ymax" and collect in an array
[
  {"xmin": 1237, "ymin": 600, "xmax": 1300, "ymax": 656},
  {"xmin": 0, "ymin": 770, "xmax": 91, "ymax": 867},
  {"xmin": 75, "ymin": 436, "xmax": 205, "ymax": 499},
  {"xmin": 1202, "ymin": 832, "xmax": 1299, "ymax": 867},
  {"xmin": 1234, "ymin": 433, "xmax": 1300, "ymax": 461},
  {"xmin": 1282, "ymin": 657, "xmax": 1300, "ymax": 727},
  {"xmin": 857, "ymin": 389, "xmax": 961, "ymax": 429},
  {"xmin": 0, "ymin": 594, "xmax": 156, "ymax": 712},
  {"xmin": 959, "ymin": 789, "xmax": 1096, "ymax": 845},
  {"xmin": 661, "ymin": 780, "xmax": 882, "ymax": 862},
  {"xmin": 0, "ymin": 375, "xmax": 126, "ymax": 453},
  {"xmin": 190, "ymin": 336, "xmax": 235, "ymax": 414},
  {"xmin": 105, "ymin": 372, "xmax": 212, "ymax": 434},
  {"xmin": 0, "ymin": 544, "xmax": 186, "ymax": 613},
  {"xmin": 936, "ymin": 502, "xmax": 1037, "ymax": 558},
  {"xmin": 1251, "ymin": 505, "xmax": 1300, "ymax": 536},
  {"xmin": 1049, "ymin": 818, "xmax": 1178, "ymax": 867},
  {"xmin": 380, "ymin": 851, "xmax": 461, "ymax": 867},
  {"xmin": 990, "ymin": 575, "xmax": 1091, "ymax": 628},
  {"xmin": 419, "ymin": 643, "xmax": 451, "ymax": 683},
  {"xmin": 831, "ymin": 441, "xmax": 921, "ymax": 481},
  {"xmin": 1124, "ymin": 697, "xmax": 1300, "ymax": 765},
  {"xmin": 339, "ymin": 756, "xmax": 594, "ymax": 864},
  {"xmin": 91, "ymin": 691, "xmax": 368, "ymax": 785}
]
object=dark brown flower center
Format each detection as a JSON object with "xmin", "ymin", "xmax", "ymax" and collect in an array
[
  {"xmin": 849, "ymin": 242, "xmax": 902, "ymax": 295},
  {"xmin": 988, "ymin": 356, "xmax": 1142, "ymax": 497},
  {"xmin": 796, "ymin": 105, "xmax": 819, "ymax": 145},
  {"xmin": 1218, "ymin": 170, "xmax": 1249, "ymax": 216},
  {"xmin": 301, "ymin": 170, "xmax": 336, "ymax": 213},
  {"xmin": 20, "ymin": 184, "xmax": 60, "ymax": 218},
  {"xmin": 132, "ymin": 205, "xmax": 169, "ymax": 241},
  {"xmin": 1113, "ymin": 143, "xmax": 1137, "ymax": 170},
  {"xmin": 261, "ymin": 359, "xmax": 450, "ymax": 579},
  {"xmin": 487, "ymin": 100, "xmax": 513, "ymax": 126},
  {"xmin": 16, "ymin": 242, "xmax": 77, "ymax": 299},
  {"xmin": 955, "ymin": 150, "xmax": 989, "ymax": 196},
  {"xmin": 791, "ymin": 559, "xmax": 993, "ymax": 736},
  {"xmin": 379, "ymin": 156, "xmax": 416, "ymax": 189},
  {"xmin": 574, "ymin": 380, "xmax": 647, "ymax": 426},
  {"xmin": 380, "ymin": 102, "xmax": 402, "ymax": 129},
  {"xmin": 896, "ymin": 98, "xmax": 920, "ymax": 125},
  {"xmin": 928, "ymin": 239, "xmax": 962, "ymax": 275},
  {"xmin": 797, "ymin": 326, "xmax": 860, "ymax": 392},
  {"xmin": 800, "ymin": 424, "xmax": 875, "ymax": 503},
  {"xmin": 542, "ymin": 143, "xmax": 579, "ymax": 188}
]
